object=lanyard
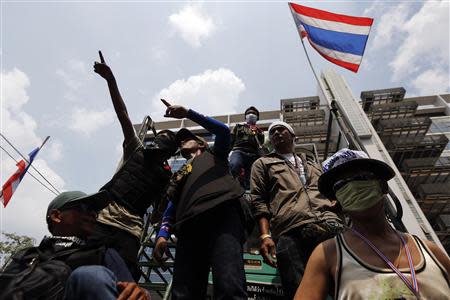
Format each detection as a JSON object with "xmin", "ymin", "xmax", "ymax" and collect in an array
[
  {"xmin": 281, "ymin": 153, "xmax": 307, "ymax": 185},
  {"xmin": 350, "ymin": 228, "xmax": 420, "ymax": 299}
]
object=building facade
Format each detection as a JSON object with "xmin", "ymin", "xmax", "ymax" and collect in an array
[{"xmin": 360, "ymin": 88, "xmax": 450, "ymax": 252}]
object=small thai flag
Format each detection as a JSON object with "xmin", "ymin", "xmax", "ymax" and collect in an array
[
  {"xmin": 289, "ymin": 3, "xmax": 374, "ymax": 73},
  {"xmin": 1, "ymin": 147, "xmax": 40, "ymax": 207}
]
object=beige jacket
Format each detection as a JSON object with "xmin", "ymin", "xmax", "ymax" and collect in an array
[{"xmin": 250, "ymin": 152, "xmax": 341, "ymax": 238}]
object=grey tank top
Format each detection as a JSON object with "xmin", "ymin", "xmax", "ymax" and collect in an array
[{"xmin": 335, "ymin": 233, "xmax": 450, "ymax": 300}]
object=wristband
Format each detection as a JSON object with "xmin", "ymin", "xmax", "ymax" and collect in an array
[{"xmin": 260, "ymin": 234, "xmax": 272, "ymax": 241}]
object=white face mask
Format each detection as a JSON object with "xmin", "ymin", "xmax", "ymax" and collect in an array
[{"xmin": 246, "ymin": 113, "xmax": 257, "ymax": 124}]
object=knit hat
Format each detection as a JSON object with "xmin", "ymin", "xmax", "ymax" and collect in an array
[
  {"xmin": 268, "ymin": 121, "xmax": 295, "ymax": 136},
  {"xmin": 245, "ymin": 106, "xmax": 259, "ymax": 119}
]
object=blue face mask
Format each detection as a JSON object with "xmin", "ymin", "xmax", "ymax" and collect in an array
[{"xmin": 246, "ymin": 113, "xmax": 257, "ymax": 125}]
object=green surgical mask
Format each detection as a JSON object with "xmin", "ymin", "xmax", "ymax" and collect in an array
[{"xmin": 335, "ymin": 180, "xmax": 384, "ymax": 212}]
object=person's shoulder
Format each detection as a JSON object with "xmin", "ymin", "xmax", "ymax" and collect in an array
[
  {"xmin": 420, "ymin": 237, "xmax": 450, "ymax": 262},
  {"xmin": 263, "ymin": 152, "xmax": 285, "ymax": 162},
  {"xmin": 123, "ymin": 134, "xmax": 142, "ymax": 150},
  {"xmin": 316, "ymin": 237, "xmax": 339, "ymax": 272},
  {"xmin": 253, "ymin": 153, "xmax": 284, "ymax": 168},
  {"xmin": 321, "ymin": 237, "xmax": 338, "ymax": 255},
  {"xmin": 254, "ymin": 154, "xmax": 273, "ymax": 164},
  {"xmin": 122, "ymin": 134, "xmax": 143, "ymax": 159}
]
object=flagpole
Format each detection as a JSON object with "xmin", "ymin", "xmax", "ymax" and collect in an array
[
  {"xmin": 300, "ymin": 38, "xmax": 321, "ymax": 88},
  {"xmin": 39, "ymin": 136, "xmax": 50, "ymax": 150},
  {"xmin": 33, "ymin": 135, "xmax": 60, "ymax": 194},
  {"xmin": 299, "ymin": 37, "xmax": 332, "ymax": 103},
  {"xmin": 299, "ymin": 37, "xmax": 366, "ymax": 153},
  {"xmin": 0, "ymin": 133, "xmax": 60, "ymax": 194}
]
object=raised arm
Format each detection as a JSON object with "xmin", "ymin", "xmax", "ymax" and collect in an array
[
  {"xmin": 186, "ymin": 109, "xmax": 230, "ymax": 155},
  {"xmin": 163, "ymin": 102, "xmax": 230, "ymax": 156},
  {"xmin": 94, "ymin": 51, "xmax": 135, "ymax": 142}
]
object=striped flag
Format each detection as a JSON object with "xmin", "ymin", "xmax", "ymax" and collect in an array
[
  {"xmin": 289, "ymin": 3, "xmax": 374, "ymax": 73},
  {"xmin": 1, "ymin": 147, "xmax": 40, "ymax": 207}
]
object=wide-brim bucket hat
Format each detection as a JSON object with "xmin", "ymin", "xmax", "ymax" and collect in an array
[{"xmin": 318, "ymin": 148, "xmax": 395, "ymax": 199}]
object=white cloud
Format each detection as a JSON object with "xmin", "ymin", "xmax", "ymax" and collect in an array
[
  {"xmin": 412, "ymin": 69, "xmax": 450, "ymax": 95},
  {"xmin": 150, "ymin": 46, "xmax": 169, "ymax": 63},
  {"xmin": 2, "ymin": 68, "xmax": 30, "ymax": 112},
  {"xmin": 371, "ymin": 3, "xmax": 411, "ymax": 50},
  {"xmin": 368, "ymin": 1, "xmax": 449, "ymax": 95},
  {"xmin": 390, "ymin": 1, "xmax": 449, "ymax": 80},
  {"xmin": 69, "ymin": 107, "xmax": 115, "ymax": 136},
  {"xmin": 363, "ymin": 1, "xmax": 383, "ymax": 16},
  {"xmin": 1, "ymin": 69, "xmax": 65, "ymax": 246},
  {"xmin": 47, "ymin": 140, "xmax": 63, "ymax": 161},
  {"xmin": 169, "ymin": 4, "xmax": 216, "ymax": 48},
  {"xmin": 2, "ymin": 69, "xmax": 42, "ymax": 151},
  {"xmin": 151, "ymin": 68, "xmax": 245, "ymax": 120},
  {"xmin": 56, "ymin": 58, "xmax": 94, "ymax": 101}
]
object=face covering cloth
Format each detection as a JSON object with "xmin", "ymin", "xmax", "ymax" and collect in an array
[
  {"xmin": 335, "ymin": 180, "xmax": 384, "ymax": 212},
  {"xmin": 246, "ymin": 113, "xmax": 257, "ymax": 125}
]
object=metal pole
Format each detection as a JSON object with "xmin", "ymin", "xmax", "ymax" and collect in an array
[
  {"xmin": 299, "ymin": 38, "xmax": 331, "ymax": 101},
  {"xmin": 323, "ymin": 107, "xmax": 333, "ymax": 160}
]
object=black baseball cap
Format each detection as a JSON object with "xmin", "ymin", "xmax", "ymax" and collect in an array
[{"xmin": 175, "ymin": 128, "xmax": 208, "ymax": 147}]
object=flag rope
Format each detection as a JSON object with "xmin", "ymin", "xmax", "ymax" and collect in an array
[
  {"xmin": 0, "ymin": 144, "xmax": 59, "ymax": 196},
  {"xmin": 0, "ymin": 133, "xmax": 60, "ymax": 195}
]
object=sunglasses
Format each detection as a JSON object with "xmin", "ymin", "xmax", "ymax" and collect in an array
[
  {"xmin": 269, "ymin": 126, "xmax": 287, "ymax": 135},
  {"xmin": 332, "ymin": 174, "xmax": 378, "ymax": 193}
]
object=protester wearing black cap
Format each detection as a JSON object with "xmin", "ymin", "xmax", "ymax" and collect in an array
[
  {"xmin": 45, "ymin": 190, "xmax": 110, "ymax": 239},
  {"xmin": 1, "ymin": 191, "xmax": 149, "ymax": 300},
  {"xmin": 152, "ymin": 102, "xmax": 247, "ymax": 300},
  {"xmin": 92, "ymin": 51, "xmax": 177, "ymax": 280},
  {"xmin": 229, "ymin": 106, "xmax": 265, "ymax": 189},
  {"xmin": 295, "ymin": 149, "xmax": 450, "ymax": 300}
]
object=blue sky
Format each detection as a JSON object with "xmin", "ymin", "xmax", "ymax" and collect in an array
[{"xmin": 1, "ymin": 0, "xmax": 449, "ymax": 243}]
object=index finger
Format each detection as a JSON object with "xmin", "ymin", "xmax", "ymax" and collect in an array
[
  {"xmin": 161, "ymin": 99, "xmax": 171, "ymax": 107},
  {"xmin": 98, "ymin": 50, "xmax": 105, "ymax": 64}
]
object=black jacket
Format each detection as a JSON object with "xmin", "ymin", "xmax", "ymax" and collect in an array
[{"xmin": 172, "ymin": 150, "xmax": 244, "ymax": 229}]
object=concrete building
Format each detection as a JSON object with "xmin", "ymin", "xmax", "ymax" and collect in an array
[{"xmin": 360, "ymin": 87, "xmax": 450, "ymax": 252}]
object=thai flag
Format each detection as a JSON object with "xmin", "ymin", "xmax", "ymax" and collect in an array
[
  {"xmin": 1, "ymin": 147, "xmax": 40, "ymax": 207},
  {"xmin": 289, "ymin": 3, "xmax": 374, "ymax": 73}
]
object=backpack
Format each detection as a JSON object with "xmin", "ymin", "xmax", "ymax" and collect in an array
[
  {"xmin": 0, "ymin": 247, "xmax": 78, "ymax": 300},
  {"xmin": 0, "ymin": 239, "xmax": 107, "ymax": 300}
]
